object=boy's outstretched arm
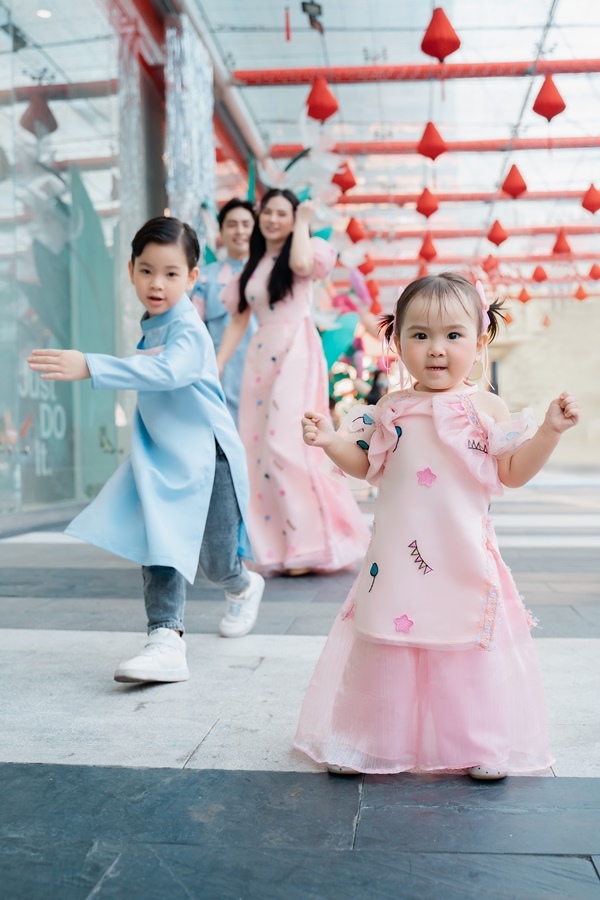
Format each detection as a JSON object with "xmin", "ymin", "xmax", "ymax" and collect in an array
[
  {"xmin": 498, "ymin": 391, "xmax": 580, "ymax": 488},
  {"xmin": 28, "ymin": 349, "xmax": 90, "ymax": 381},
  {"xmin": 302, "ymin": 411, "xmax": 370, "ymax": 480}
]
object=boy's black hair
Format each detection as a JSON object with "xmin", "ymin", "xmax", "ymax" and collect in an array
[
  {"xmin": 218, "ymin": 198, "xmax": 256, "ymax": 230},
  {"xmin": 131, "ymin": 216, "xmax": 200, "ymax": 270},
  {"xmin": 238, "ymin": 188, "xmax": 299, "ymax": 313}
]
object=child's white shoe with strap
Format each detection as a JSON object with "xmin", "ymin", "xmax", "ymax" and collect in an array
[
  {"xmin": 468, "ymin": 765, "xmax": 507, "ymax": 781},
  {"xmin": 219, "ymin": 571, "xmax": 265, "ymax": 638},
  {"xmin": 114, "ymin": 628, "xmax": 190, "ymax": 683}
]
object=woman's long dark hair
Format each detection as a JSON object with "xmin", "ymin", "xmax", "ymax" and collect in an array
[{"xmin": 238, "ymin": 189, "xmax": 299, "ymax": 312}]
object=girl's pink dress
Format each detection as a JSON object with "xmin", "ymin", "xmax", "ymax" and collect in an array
[
  {"xmin": 223, "ymin": 237, "xmax": 370, "ymax": 574},
  {"xmin": 294, "ymin": 386, "xmax": 554, "ymax": 774}
]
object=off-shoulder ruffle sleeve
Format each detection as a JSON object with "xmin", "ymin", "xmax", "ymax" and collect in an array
[
  {"xmin": 489, "ymin": 408, "xmax": 537, "ymax": 459},
  {"xmin": 337, "ymin": 404, "xmax": 379, "ymax": 448},
  {"xmin": 308, "ymin": 237, "xmax": 337, "ymax": 281},
  {"xmin": 221, "ymin": 272, "xmax": 242, "ymax": 316}
]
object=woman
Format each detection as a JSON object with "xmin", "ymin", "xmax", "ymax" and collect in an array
[{"xmin": 219, "ymin": 189, "xmax": 370, "ymax": 576}]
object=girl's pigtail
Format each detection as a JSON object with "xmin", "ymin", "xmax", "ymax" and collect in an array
[
  {"xmin": 486, "ymin": 298, "xmax": 507, "ymax": 344},
  {"xmin": 378, "ymin": 313, "xmax": 396, "ymax": 347}
]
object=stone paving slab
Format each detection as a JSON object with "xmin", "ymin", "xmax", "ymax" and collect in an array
[
  {"xmin": 1, "ymin": 631, "xmax": 598, "ymax": 776},
  {"xmin": 2, "ymin": 766, "xmax": 600, "ymax": 899}
]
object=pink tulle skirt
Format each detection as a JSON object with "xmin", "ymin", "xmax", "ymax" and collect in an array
[{"xmin": 294, "ymin": 565, "xmax": 554, "ymax": 774}]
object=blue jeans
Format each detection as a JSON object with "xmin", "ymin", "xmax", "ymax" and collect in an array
[{"xmin": 143, "ymin": 442, "xmax": 250, "ymax": 634}]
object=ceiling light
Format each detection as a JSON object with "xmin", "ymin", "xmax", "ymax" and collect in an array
[{"xmin": 37, "ymin": 9, "xmax": 52, "ymax": 18}]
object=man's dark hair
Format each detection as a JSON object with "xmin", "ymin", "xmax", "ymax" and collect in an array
[{"xmin": 218, "ymin": 198, "xmax": 256, "ymax": 230}]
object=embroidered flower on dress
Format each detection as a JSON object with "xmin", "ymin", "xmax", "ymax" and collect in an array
[
  {"xmin": 368, "ymin": 562, "xmax": 379, "ymax": 592},
  {"xmin": 394, "ymin": 614, "xmax": 414, "ymax": 633},
  {"xmin": 417, "ymin": 468, "xmax": 437, "ymax": 486},
  {"xmin": 341, "ymin": 603, "xmax": 355, "ymax": 621}
]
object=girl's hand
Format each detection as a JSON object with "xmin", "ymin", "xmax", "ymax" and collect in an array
[
  {"xmin": 542, "ymin": 391, "xmax": 580, "ymax": 435},
  {"xmin": 302, "ymin": 411, "xmax": 335, "ymax": 448},
  {"xmin": 28, "ymin": 349, "xmax": 90, "ymax": 381},
  {"xmin": 295, "ymin": 200, "xmax": 316, "ymax": 226}
]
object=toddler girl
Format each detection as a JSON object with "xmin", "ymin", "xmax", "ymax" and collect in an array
[{"xmin": 295, "ymin": 272, "xmax": 579, "ymax": 778}]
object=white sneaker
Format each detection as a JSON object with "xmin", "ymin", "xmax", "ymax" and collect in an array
[
  {"xmin": 219, "ymin": 571, "xmax": 265, "ymax": 638},
  {"xmin": 468, "ymin": 765, "xmax": 508, "ymax": 781},
  {"xmin": 114, "ymin": 628, "xmax": 190, "ymax": 683}
]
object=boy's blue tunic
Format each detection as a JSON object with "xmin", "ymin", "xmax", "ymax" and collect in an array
[{"xmin": 65, "ymin": 295, "xmax": 252, "ymax": 584}]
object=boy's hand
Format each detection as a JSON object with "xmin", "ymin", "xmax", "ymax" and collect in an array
[
  {"xmin": 28, "ymin": 349, "xmax": 90, "ymax": 381},
  {"xmin": 302, "ymin": 411, "xmax": 335, "ymax": 449},
  {"xmin": 542, "ymin": 391, "xmax": 580, "ymax": 436}
]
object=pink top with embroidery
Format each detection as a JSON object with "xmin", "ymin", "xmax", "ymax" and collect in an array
[{"xmin": 339, "ymin": 386, "xmax": 537, "ymax": 651}]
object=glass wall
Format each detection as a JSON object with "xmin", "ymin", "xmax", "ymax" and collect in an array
[{"xmin": 0, "ymin": 0, "xmax": 158, "ymax": 512}]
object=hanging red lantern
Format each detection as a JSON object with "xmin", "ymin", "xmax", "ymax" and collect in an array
[
  {"xmin": 332, "ymin": 162, "xmax": 357, "ymax": 194},
  {"xmin": 504, "ymin": 312, "xmax": 514, "ymax": 325},
  {"xmin": 418, "ymin": 263, "xmax": 429, "ymax": 278},
  {"xmin": 552, "ymin": 229, "xmax": 571, "ymax": 254},
  {"xmin": 358, "ymin": 255, "xmax": 375, "ymax": 275},
  {"xmin": 367, "ymin": 279, "xmax": 380, "ymax": 301},
  {"xmin": 532, "ymin": 75, "xmax": 566, "ymax": 122},
  {"xmin": 574, "ymin": 285, "xmax": 588, "ymax": 301},
  {"xmin": 542, "ymin": 315, "xmax": 551, "ymax": 327},
  {"xmin": 19, "ymin": 94, "xmax": 58, "ymax": 137},
  {"xmin": 417, "ymin": 122, "xmax": 447, "ymax": 161},
  {"xmin": 419, "ymin": 234, "xmax": 437, "ymax": 261},
  {"xmin": 518, "ymin": 288, "xmax": 532, "ymax": 304},
  {"xmin": 487, "ymin": 220, "xmax": 508, "ymax": 246},
  {"xmin": 501, "ymin": 165, "xmax": 527, "ymax": 199},
  {"xmin": 589, "ymin": 263, "xmax": 600, "ymax": 280},
  {"xmin": 306, "ymin": 76, "xmax": 339, "ymax": 122},
  {"xmin": 421, "ymin": 7, "xmax": 461, "ymax": 62},
  {"xmin": 532, "ymin": 265, "xmax": 548, "ymax": 283},
  {"xmin": 482, "ymin": 254, "xmax": 498, "ymax": 273},
  {"xmin": 582, "ymin": 184, "xmax": 600, "ymax": 214},
  {"xmin": 416, "ymin": 187, "xmax": 439, "ymax": 218},
  {"xmin": 346, "ymin": 217, "xmax": 366, "ymax": 243}
]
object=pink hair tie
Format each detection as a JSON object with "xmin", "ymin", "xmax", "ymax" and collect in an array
[{"xmin": 475, "ymin": 280, "xmax": 491, "ymax": 331}]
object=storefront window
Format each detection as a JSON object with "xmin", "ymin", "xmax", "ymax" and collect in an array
[{"xmin": 0, "ymin": 1, "xmax": 126, "ymax": 511}]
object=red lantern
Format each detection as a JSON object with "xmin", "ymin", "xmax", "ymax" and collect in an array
[
  {"xmin": 358, "ymin": 255, "xmax": 375, "ymax": 275},
  {"xmin": 417, "ymin": 122, "xmax": 447, "ymax": 161},
  {"xmin": 504, "ymin": 312, "xmax": 514, "ymax": 325},
  {"xmin": 419, "ymin": 234, "xmax": 437, "ymax": 262},
  {"xmin": 367, "ymin": 279, "xmax": 380, "ymax": 301},
  {"xmin": 532, "ymin": 75, "xmax": 566, "ymax": 122},
  {"xmin": 575, "ymin": 285, "xmax": 588, "ymax": 301},
  {"xmin": 482, "ymin": 254, "xmax": 498, "ymax": 273},
  {"xmin": 332, "ymin": 162, "xmax": 357, "ymax": 194},
  {"xmin": 19, "ymin": 94, "xmax": 58, "ymax": 137},
  {"xmin": 306, "ymin": 77, "xmax": 339, "ymax": 123},
  {"xmin": 518, "ymin": 288, "xmax": 532, "ymax": 304},
  {"xmin": 582, "ymin": 184, "xmax": 600, "ymax": 214},
  {"xmin": 487, "ymin": 220, "xmax": 508, "ymax": 246},
  {"xmin": 416, "ymin": 187, "xmax": 439, "ymax": 218},
  {"xmin": 532, "ymin": 265, "xmax": 548, "ymax": 283},
  {"xmin": 589, "ymin": 263, "xmax": 600, "ymax": 280},
  {"xmin": 501, "ymin": 165, "xmax": 527, "ymax": 199},
  {"xmin": 421, "ymin": 7, "xmax": 461, "ymax": 62},
  {"xmin": 346, "ymin": 217, "xmax": 366, "ymax": 243},
  {"xmin": 552, "ymin": 229, "xmax": 571, "ymax": 254},
  {"xmin": 542, "ymin": 315, "xmax": 551, "ymax": 328}
]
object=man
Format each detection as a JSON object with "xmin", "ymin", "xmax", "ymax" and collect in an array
[{"xmin": 191, "ymin": 198, "xmax": 256, "ymax": 424}]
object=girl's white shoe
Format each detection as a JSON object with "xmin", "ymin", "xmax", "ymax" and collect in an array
[
  {"xmin": 468, "ymin": 765, "xmax": 508, "ymax": 781},
  {"xmin": 327, "ymin": 764, "xmax": 361, "ymax": 775}
]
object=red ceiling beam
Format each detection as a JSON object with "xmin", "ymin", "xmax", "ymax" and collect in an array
[
  {"xmin": 270, "ymin": 137, "xmax": 600, "ymax": 158},
  {"xmin": 233, "ymin": 59, "xmax": 600, "ymax": 86},
  {"xmin": 213, "ymin": 114, "xmax": 249, "ymax": 179},
  {"xmin": 362, "ymin": 224, "xmax": 600, "ymax": 240},
  {"xmin": 334, "ymin": 253, "xmax": 600, "ymax": 268},
  {"xmin": 335, "ymin": 190, "xmax": 585, "ymax": 206},
  {"xmin": 0, "ymin": 81, "xmax": 119, "ymax": 106}
]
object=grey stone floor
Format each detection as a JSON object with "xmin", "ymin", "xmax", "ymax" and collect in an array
[{"xmin": 1, "ymin": 471, "xmax": 600, "ymax": 898}]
